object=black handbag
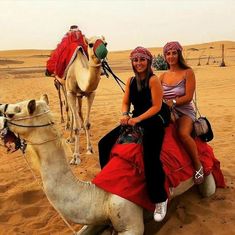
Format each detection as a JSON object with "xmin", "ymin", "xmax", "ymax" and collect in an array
[
  {"xmin": 193, "ymin": 90, "xmax": 214, "ymax": 142},
  {"xmin": 194, "ymin": 116, "xmax": 214, "ymax": 142}
]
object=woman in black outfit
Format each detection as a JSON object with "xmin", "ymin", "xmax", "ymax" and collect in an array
[{"xmin": 98, "ymin": 46, "xmax": 170, "ymax": 222}]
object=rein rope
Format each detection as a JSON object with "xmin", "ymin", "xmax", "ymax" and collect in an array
[
  {"xmin": 22, "ymin": 149, "xmax": 77, "ymax": 234},
  {"xmin": 2, "ymin": 109, "xmax": 77, "ymax": 234},
  {"xmin": 102, "ymin": 60, "xmax": 126, "ymax": 93}
]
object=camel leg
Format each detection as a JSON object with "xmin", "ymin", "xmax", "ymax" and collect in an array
[
  {"xmin": 77, "ymin": 95, "xmax": 85, "ymax": 129},
  {"xmin": 84, "ymin": 91, "xmax": 95, "ymax": 154},
  {"xmin": 66, "ymin": 111, "xmax": 75, "ymax": 144},
  {"xmin": 54, "ymin": 79, "xmax": 65, "ymax": 123},
  {"xmin": 199, "ymin": 173, "xmax": 216, "ymax": 197},
  {"xmin": 110, "ymin": 196, "xmax": 144, "ymax": 235},
  {"xmin": 67, "ymin": 91, "xmax": 81, "ymax": 165},
  {"xmin": 62, "ymin": 84, "xmax": 71, "ymax": 130},
  {"xmin": 76, "ymin": 225, "xmax": 111, "ymax": 235}
]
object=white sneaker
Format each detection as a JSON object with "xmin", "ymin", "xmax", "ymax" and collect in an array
[{"xmin": 154, "ymin": 199, "xmax": 168, "ymax": 222}]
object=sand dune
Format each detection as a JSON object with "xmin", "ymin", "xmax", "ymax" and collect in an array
[{"xmin": 0, "ymin": 41, "xmax": 235, "ymax": 234}]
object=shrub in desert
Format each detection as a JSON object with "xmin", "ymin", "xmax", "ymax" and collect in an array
[{"xmin": 152, "ymin": 54, "xmax": 168, "ymax": 71}]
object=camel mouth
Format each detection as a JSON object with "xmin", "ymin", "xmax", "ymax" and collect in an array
[{"xmin": 0, "ymin": 127, "xmax": 22, "ymax": 153}]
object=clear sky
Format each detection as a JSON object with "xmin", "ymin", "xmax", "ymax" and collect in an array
[{"xmin": 1, "ymin": 0, "xmax": 235, "ymax": 51}]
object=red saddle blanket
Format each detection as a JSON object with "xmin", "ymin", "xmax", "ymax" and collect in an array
[
  {"xmin": 92, "ymin": 124, "xmax": 225, "ymax": 212},
  {"xmin": 46, "ymin": 32, "xmax": 88, "ymax": 78}
]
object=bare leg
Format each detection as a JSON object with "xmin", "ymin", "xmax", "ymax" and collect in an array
[{"xmin": 176, "ymin": 116, "xmax": 202, "ymax": 170}]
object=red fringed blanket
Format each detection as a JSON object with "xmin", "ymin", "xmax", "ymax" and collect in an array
[
  {"xmin": 92, "ymin": 124, "xmax": 225, "ymax": 212},
  {"xmin": 46, "ymin": 32, "xmax": 88, "ymax": 78}
]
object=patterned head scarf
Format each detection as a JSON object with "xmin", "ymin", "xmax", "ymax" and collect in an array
[
  {"xmin": 130, "ymin": 46, "xmax": 153, "ymax": 61},
  {"xmin": 163, "ymin": 41, "xmax": 183, "ymax": 58}
]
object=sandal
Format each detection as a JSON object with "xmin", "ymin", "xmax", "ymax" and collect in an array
[{"xmin": 194, "ymin": 166, "xmax": 204, "ymax": 185}]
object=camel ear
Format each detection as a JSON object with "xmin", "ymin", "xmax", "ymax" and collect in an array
[
  {"xmin": 40, "ymin": 94, "xmax": 49, "ymax": 105},
  {"xmin": 27, "ymin": 100, "xmax": 36, "ymax": 115},
  {"xmin": 101, "ymin": 35, "xmax": 105, "ymax": 41}
]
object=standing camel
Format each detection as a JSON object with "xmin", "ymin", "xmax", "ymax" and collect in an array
[
  {"xmin": 66, "ymin": 36, "xmax": 108, "ymax": 165},
  {"xmin": 0, "ymin": 96, "xmax": 217, "ymax": 235}
]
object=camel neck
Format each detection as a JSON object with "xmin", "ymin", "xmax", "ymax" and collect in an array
[
  {"xmin": 71, "ymin": 52, "xmax": 101, "ymax": 92},
  {"xmin": 32, "ymin": 139, "xmax": 96, "ymax": 223}
]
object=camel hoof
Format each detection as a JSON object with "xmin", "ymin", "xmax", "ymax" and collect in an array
[
  {"xmin": 70, "ymin": 157, "xmax": 81, "ymax": 165},
  {"xmin": 86, "ymin": 147, "xmax": 94, "ymax": 154}
]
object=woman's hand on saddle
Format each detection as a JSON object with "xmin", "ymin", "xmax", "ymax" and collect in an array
[
  {"xmin": 165, "ymin": 99, "xmax": 174, "ymax": 109},
  {"xmin": 120, "ymin": 115, "xmax": 130, "ymax": 126},
  {"xmin": 126, "ymin": 117, "xmax": 141, "ymax": 126}
]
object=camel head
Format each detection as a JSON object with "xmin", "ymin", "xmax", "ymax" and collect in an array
[
  {"xmin": 87, "ymin": 36, "xmax": 108, "ymax": 64},
  {"xmin": 0, "ymin": 94, "xmax": 53, "ymax": 151}
]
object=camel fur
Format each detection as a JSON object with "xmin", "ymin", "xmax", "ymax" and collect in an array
[
  {"xmin": 65, "ymin": 36, "xmax": 107, "ymax": 165},
  {"xmin": 0, "ymin": 96, "xmax": 216, "ymax": 235}
]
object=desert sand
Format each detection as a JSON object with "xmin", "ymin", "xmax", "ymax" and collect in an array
[{"xmin": 0, "ymin": 41, "xmax": 235, "ymax": 235}]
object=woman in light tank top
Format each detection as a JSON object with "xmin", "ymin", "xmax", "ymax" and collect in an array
[{"xmin": 159, "ymin": 41, "xmax": 204, "ymax": 185}]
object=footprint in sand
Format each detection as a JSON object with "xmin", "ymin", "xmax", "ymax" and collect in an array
[
  {"xmin": 21, "ymin": 206, "xmax": 40, "ymax": 218},
  {"xmin": 13, "ymin": 189, "xmax": 43, "ymax": 205},
  {"xmin": 0, "ymin": 181, "xmax": 16, "ymax": 193},
  {"xmin": 0, "ymin": 214, "xmax": 11, "ymax": 223},
  {"xmin": 176, "ymin": 203, "xmax": 197, "ymax": 224}
]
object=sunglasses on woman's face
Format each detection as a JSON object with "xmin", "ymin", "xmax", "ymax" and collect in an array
[
  {"xmin": 132, "ymin": 57, "xmax": 147, "ymax": 62},
  {"xmin": 166, "ymin": 50, "xmax": 178, "ymax": 56}
]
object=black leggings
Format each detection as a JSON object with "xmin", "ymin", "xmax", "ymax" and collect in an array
[{"xmin": 98, "ymin": 117, "xmax": 168, "ymax": 203}]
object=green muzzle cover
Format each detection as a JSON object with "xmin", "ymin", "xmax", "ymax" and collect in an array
[{"xmin": 94, "ymin": 40, "xmax": 108, "ymax": 59}]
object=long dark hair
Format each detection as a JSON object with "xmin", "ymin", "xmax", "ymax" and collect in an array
[
  {"xmin": 132, "ymin": 60, "xmax": 153, "ymax": 91},
  {"xmin": 166, "ymin": 50, "xmax": 191, "ymax": 70}
]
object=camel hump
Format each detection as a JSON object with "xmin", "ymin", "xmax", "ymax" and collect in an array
[{"xmin": 46, "ymin": 33, "xmax": 88, "ymax": 79}]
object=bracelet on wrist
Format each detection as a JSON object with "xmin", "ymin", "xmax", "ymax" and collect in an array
[
  {"xmin": 122, "ymin": 111, "xmax": 131, "ymax": 116},
  {"xmin": 172, "ymin": 99, "xmax": 177, "ymax": 107}
]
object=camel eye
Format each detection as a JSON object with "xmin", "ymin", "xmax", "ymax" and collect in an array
[
  {"xmin": 15, "ymin": 106, "xmax": 21, "ymax": 113},
  {"xmin": 88, "ymin": 43, "xmax": 94, "ymax": 48}
]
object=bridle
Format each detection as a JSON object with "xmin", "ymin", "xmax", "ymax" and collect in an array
[
  {"xmin": 0, "ymin": 105, "xmax": 77, "ymax": 234},
  {"xmin": 0, "ymin": 106, "xmax": 57, "ymax": 151},
  {"xmin": 6, "ymin": 110, "xmax": 54, "ymax": 128}
]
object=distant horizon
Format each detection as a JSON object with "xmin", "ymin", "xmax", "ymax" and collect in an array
[{"xmin": 0, "ymin": 39, "xmax": 234, "ymax": 53}]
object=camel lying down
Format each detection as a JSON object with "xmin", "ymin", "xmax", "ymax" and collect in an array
[{"xmin": 0, "ymin": 95, "xmax": 224, "ymax": 235}]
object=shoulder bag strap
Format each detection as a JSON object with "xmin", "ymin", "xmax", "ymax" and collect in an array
[{"xmin": 190, "ymin": 70, "xmax": 201, "ymax": 118}]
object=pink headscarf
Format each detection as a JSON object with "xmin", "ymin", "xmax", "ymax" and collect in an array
[
  {"xmin": 130, "ymin": 46, "xmax": 153, "ymax": 61},
  {"xmin": 163, "ymin": 41, "xmax": 183, "ymax": 57}
]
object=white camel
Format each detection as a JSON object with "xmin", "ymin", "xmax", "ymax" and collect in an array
[
  {"xmin": 65, "ymin": 36, "xmax": 107, "ymax": 165},
  {"xmin": 0, "ymin": 96, "xmax": 216, "ymax": 235}
]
